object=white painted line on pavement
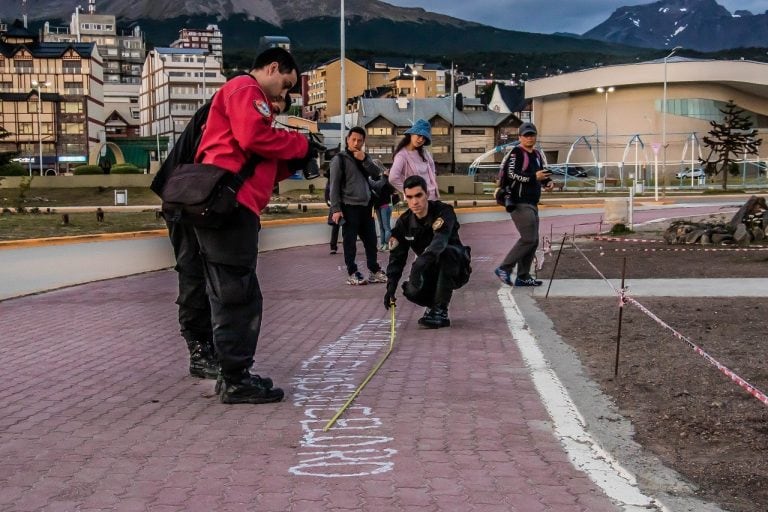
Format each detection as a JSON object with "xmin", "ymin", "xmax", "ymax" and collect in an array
[{"xmin": 498, "ymin": 288, "xmax": 670, "ymax": 512}]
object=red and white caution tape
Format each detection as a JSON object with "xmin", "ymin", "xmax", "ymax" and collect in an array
[
  {"xmin": 624, "ymin": 295, "xmax": 768, "ymax": 407},
  {"xmin": 570, "ymin": 238, "xmax": 768, "ymax": 408},
  {"xmin": 593, "ymin": 236, "xmax": 664, "ymax": 243},
  {"xmin": 607, "ymin": 247, "xmax": 768, "ymax": 253}
]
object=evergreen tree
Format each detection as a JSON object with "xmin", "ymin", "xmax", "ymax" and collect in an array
[{"xmin": 700, "ymin": 100, "xmax": 762, "ymax": 190}]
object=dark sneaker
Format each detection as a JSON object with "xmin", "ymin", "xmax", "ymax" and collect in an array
[
  {"xmin": 330, "ymin": 248, "xmax": 337, "ymax": 255},
  {"xmin": 494, "ymin": 267, "xmax": 513, "ymax": 286},
  {"xmin": 187, "ymin": 340, "xmax": 219, "ymax": 379},
  {"xmin": 418, "ymin": 306, "xmax": 450, "ymax": 328},
  {"xmin": 515, "ymin": 276, "xmax": 543, "ymax": 287},
  {"xmin": 215, "ymin": 371, "xmax": 273, "ymax": 395},
  {"xmin": 219, "ymin": 370, "xmax": 284, "ymax": 404}
]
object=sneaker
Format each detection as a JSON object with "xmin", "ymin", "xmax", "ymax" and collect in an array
[
  {"xmin": 219, "ymin": 370, "xmax": 284, "ymax": 404},
  {"xmin": 494, "ymin": 267, "xmax": 513, "ymax": 286},
  {"xmin": 515, "ymin": 276, "xmax": 543, "ymax": 287},
  {"xmin": 186, "ymin": 340, "xmax": 219, "ymax": 380},
  {"xmin": 418, "ymin": 306, "xmax": 451, "ymax": 329},
  {"xmin": 330, "ymin": 248, "xmax": 337, "ymax": 255},
  {"xmin": 368, "ymin": 270, "xmax": 388, "ymax": 284},
  {"xmin": 346, "ymin": 271, "xmax": 367, "ymax": 285}
]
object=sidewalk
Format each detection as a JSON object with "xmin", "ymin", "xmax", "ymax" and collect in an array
[{"xmin": 0, "ymin": 208, "xmax": 734, "ymax": 512}]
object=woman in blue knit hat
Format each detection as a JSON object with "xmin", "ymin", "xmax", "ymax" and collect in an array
[{"xmin": 389, "ymin": 119, "xmax": 439, "ymax": 200}]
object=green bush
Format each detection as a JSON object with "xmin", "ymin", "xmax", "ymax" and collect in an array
[
  {"xmin": 72, "ymin": 165, "xmax": 103, "ymax": 175},
  {"xmin": 111, "ymin": 164, "xmax": 142, "ymax": 174},
  {"xmin": 0, "ymin": 162, "xmax": 27, "ymax": 176}
]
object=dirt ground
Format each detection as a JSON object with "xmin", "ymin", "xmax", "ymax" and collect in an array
[{"xmin": 533, "ymin": 233, "xmax": 768, "ymax": 512}]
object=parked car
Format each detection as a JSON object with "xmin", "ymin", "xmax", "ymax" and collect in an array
[
  {"xmin": 547, "ymin": 165, "xmax": 588, "ymax": 178},
  {"xmin": 675, "ymin": 167, "xmax": 706, "ymax": 179}
]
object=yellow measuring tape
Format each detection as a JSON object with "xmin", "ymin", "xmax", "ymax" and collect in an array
[{"xmin": 323, "ymin": 304, "xmax": 397, "ymax": 432}]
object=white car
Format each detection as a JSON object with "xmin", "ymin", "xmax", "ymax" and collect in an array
[{"xmin": 675, "ymin": 168, "xmax": 706, "ymax": 179}]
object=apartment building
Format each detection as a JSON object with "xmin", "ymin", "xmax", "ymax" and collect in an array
[
  {"xmin": 171, "ymin": 25, "xmax": 223, "ymax": 63},
  {"xmin": 304, "ymin": 57, "xmax": 368, "ymax": 121},
  {"xmin": 0, "ymin": 21, "xmax": 103, "ymax": 174},
  {"xmin": 139, "ymin": 47, "xmax": 225, "ymax": 148}
]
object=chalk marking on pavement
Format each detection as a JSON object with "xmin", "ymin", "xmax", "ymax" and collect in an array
[
  {"xmin": 289, "ymin": 319, "xmax": 398, "ymax": 477},
  {"xmin": 498, "ymin": 289, "xmax": 669, "ymax": 512}
]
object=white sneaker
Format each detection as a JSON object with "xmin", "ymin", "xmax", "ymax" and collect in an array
[
  {"xmin": 367, "ymin": 270, "xmax": 388, "ymax": 284},
  {"xmin": 346, "ymin": 272, "xmax": 367, "ymax": 285}
]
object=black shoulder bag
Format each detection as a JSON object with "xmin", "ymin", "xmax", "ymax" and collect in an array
[{"xmin": 161, "ymin": 155, "xmax": 260, "ymax": 229}]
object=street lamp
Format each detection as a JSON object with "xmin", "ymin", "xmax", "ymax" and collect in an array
[
  {"xmin": 662, "ymin": 46, "xmax": 682, "ymax": 184},
  {"xmin": 596, "ymin": 86, "xmax": 614, "ymax": 186},
  {"xmin": 31, "ymin": 80, "xmax": 50, "ymax": 176},
  {"xmin": 411, "ymin": 69, "xmax": 418, "ymax": 124},
  {"xmin": 578, "ymin": 117, "xmax": 600, "ymax": 188}
]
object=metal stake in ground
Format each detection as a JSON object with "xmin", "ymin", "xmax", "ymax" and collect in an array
[
  {"xmin": 323, "ymin": 302, "xmax": 398, "ymax": 432},
  {"xmin": 614, "ymin": 256, "xmax": 628, "ymax": 377},
  {"xmin": 545, "ymin": 234, "xmax": 569, "ymax": 299}
]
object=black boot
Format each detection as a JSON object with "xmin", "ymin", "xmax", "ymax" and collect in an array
[
  {"xmin": 219, "ymin": 369, "xmax": 284, "ymax": 404},
  {"xmin": 417, "ymin": 308, "xmax": 437, "ymax": 328},
  {"xmin": 432, "ymin": 305, "xmax": 451, "ymax": 328},
  {"xmin": 186, "ymin": 339, "xmax": 219, "ymax": 379},
  {"xmin": 215, "ymin": 369, "xmax": 273, "ymax": 395}
]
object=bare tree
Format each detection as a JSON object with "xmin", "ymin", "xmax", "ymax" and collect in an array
[{"xmin": 700, "ymin": 100, "xmax": 762, "ymax": 190}]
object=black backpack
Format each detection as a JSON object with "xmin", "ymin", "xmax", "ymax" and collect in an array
[{"xmin": 149, "ymin": 99, "xmax": 212, "ymax": 197}]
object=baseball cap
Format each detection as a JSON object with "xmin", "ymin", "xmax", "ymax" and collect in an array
[{"xmin": 518, "ymin": 122, "xmax": 538, "ymax": 136}]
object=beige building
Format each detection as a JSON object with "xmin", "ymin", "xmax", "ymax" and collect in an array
[
  {"xmin": 525, "ymin": 58, "xmax": 768, "ymax": 181},
  {"xmin": 0, "ymin": 21, "xmax": 103, "ymax": 174},
  {"xmin": 172, "ymin": 25, "xmax": 223, "ymax": 63},
  {"xmin": 305, "ymin": 58, "xmax": 369, "ymax": 121},
  {"xmin": 304, "ymin": 59, "xmax": 447, "ymax": 121}
]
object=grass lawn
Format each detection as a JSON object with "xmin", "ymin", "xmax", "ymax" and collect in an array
[{"xmin": 0, "ymin": 210, "xmax": 167, "ymax": 241}]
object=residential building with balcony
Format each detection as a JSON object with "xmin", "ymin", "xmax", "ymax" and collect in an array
[
  {"xmin": 139, "ymin": 47, "xmax": 225, "ymax": 149},
  {"xmin": 0, "ymin": 20, "xmax": 103, "ymax": 173},
  {"xmin": 171, "ymin": 25, "xmax": 223, "ymax": 63}
]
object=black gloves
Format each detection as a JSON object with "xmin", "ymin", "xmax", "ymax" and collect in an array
[
  {"xmin": 287, "ymin": 135, "xmax": 326, "ymax": 179},
  {"xmin": 384, "ymin": 288, "xmax": 396, "ymax": 310}
]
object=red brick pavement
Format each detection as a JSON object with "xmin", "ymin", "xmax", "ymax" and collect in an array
[{"xmin": 0, "ymin": 213, "xmax": 646, "ymax": 512}]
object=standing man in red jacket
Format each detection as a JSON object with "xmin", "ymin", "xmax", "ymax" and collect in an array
[{"xmin": 192, "ymin": 48, "xmax": 317, "ymax": 404}]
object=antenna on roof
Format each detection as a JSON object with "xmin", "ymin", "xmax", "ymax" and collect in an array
[
  {"xmin": 88, "ymin": 0, "xmax": 96, "ymax": 14},
  {"xmin": 21, "ymin": 0, "xmax": 28, "ymax": 29}
]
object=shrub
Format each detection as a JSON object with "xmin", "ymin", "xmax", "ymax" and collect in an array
[
  {"xmin": 72, "ymin": 165, "xmax": 103, "ymax": 175},
  {"xmin": 111, "ymin": 164, "xmax": 142, "ymax": 174},
  {"xmin": 0, "ymin": 162, "xmax": 27, "ymax": 176}
]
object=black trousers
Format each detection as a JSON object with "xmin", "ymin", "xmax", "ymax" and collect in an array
[
  {"xmin": 340, "ymin": 204, "xmax": 381, "ymax": 276},
  {"xmin": 166, "ymin": 219, "xmax": 211, "ymax": 343},
  {"xmin": 193, "ymin": 208, "xmax": 263, "ymax": 376},
  {"xmin": 402, "ymin": 245, "xmax": 469, "ymax": 308}
]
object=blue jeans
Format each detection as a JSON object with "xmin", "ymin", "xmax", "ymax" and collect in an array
[{"xmin": 375, "ymin": 205, "xmax": 392, "ymax": 246}]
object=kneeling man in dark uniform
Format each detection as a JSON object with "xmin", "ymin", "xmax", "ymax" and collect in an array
[{"xmin": 383, "ymin": 175, "xmax": 472, "ymax": 328}]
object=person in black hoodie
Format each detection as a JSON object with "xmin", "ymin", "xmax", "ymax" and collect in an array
[{"xmin": 493, "ymin": 122, "xmax": 554, "ymax": 287}]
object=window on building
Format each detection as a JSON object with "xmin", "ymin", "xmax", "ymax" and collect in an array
[
  {"xmin": 432, "ymin": 126, "xmax": 449, "ymax": 135},
  {"xmin": 63, "ymin": 143, "xmax": 86, "ymax": 154},
  {"xmin": 368, "ymin": 146, "xmax": 392, "ymax": 155},
  {"xmin": 0, "ymin": 81, "xmax": 12, "ymax": 91},
  {"xmin": 62, "ymin": 122, "xmax": 84, "ymax": 135},
  {"xmin": 64, "ymin": 81, "xmax": 84, "ymax": 94},
  {"xmin": 431, "ymin": 145, "xmax": 449, "ymax": 154},
  {"xmin": 460, "ymin": 129, "xmax": 485, "ymax": 135},
  {"xmin": 19, "ymin": 143, "xmax": 36, "ymax": 154},
  {"xmin": 18, "ymin": 123, "xmax": 33, "ymax": 134},
  {"xmin": 41, "ymin": 122, "xmax": 53, "ymax": 135},
  {"xmin": 14, "ymin": 60, "xmax": 33, "ymax": 74},
  {"xmin": 367, "ymin": 127, "xmax": 392, "ymax": 136},
  {"xmin": 63, "ymin": 60, "xmax": 82, "ymax": 74},
  {"xmin": 62, "ymin": 101, "xmax": 83, "ymax": 114},
  {"xmin": 460, "ymin": 147, "xmax": 485, "ymax": 154}
]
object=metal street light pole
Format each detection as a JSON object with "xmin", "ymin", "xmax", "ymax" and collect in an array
[
  {"xmin": 340, "ymin": 0, "xmax": 347, "ymax": 143},
  {"xmin": 662, "ymin": 46, "xmax": 682, "ymax": 186},
  {"xmin": 411, "ymin": 69, "xmax": 418, "ymax": 125},
  {"xmin": 578, "ymin": 117, "xmax": 600, "ymax": 189},
  {"xmin": 596, "ymin": 86, "xmax": 614, "ymax": 183},
  {"xmin": 31, "ymin": 80, "xmax": 50, "ymax": 176},
  {"xmin": 450, "ymin": 62, "xmax": 456, "ymax": 173}
]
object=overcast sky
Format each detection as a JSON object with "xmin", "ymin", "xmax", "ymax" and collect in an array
[{"xmin": 384, "ymin": 0, "xmax": 767, "ymax": 34}]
